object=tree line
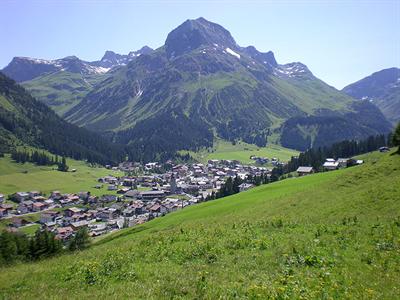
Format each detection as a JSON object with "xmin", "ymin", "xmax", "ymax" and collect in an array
[
  {"xmin": 283, "ymin": 134, "xmax": 390, "ymax": 173},
  {"xmin": 0, "ymin": 227, "xmax": 90, "ymax": 267},
  {"xmin": 10, "ymin": 150, "xmax": 69, "ymax": 171}
]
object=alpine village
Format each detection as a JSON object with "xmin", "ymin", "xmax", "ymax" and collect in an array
[{"xmin": 0, "ymin": 3, "xmax": 399, "ymax": 299}]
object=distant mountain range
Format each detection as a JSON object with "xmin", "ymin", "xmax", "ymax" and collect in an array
[
  {"xmin": 2, "ymin": 46, "xmax": 154, "ymax": 81},
  {"xmin": 1, "ymin": 17, "xmax": 394, "ymax": 160},
  {"xmin": 1, "ymin": 47, "xmax": 154, "ymax": 115},
  {"xmin": 343, "ymin": 68, "xmax": 400, "ymax": 125}
]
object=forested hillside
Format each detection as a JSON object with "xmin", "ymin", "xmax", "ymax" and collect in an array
[{"xmin": 0, "ymin": 72, "xmax": 124, "ymax": 164}]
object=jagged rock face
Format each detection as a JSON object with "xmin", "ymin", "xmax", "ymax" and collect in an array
[{"xmin": 165, "ymin": 17, "xmax": 238, "ymax": 58}]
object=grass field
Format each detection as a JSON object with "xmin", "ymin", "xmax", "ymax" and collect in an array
[
  {"xmin": 187, "ymin": 139, "xmax": 299, "ymax": 164},
  {"xmin": 0, "ymin": 150, "xmax": 399, "ymax": 299},
  {"xmin": 0, "ymin": 155, "xmax": 123, "ymax": 197}
]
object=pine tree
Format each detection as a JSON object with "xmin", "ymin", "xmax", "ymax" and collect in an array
[
  {"xmin": 392, "ymin": 122, "xmax": 400, "ymax": 153},
  {"xmin": 68, "ymin": 227, "xmax": 90, "ymax": 251},
  {"xmin": 57, "ymin": 156, "xmax": 69, "ymax": 172}
]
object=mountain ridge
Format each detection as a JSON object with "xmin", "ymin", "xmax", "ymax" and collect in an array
[
  {"xmin": 1, "ymin": 18, "xmax": 393, "ymax": 160},
  {"xmin": 342, "ymin": 67, "xmax": 400, "ymax": 124},
  {"xmin": 2, "ymin": 46, "xmax": 154, "ymax": 82}
]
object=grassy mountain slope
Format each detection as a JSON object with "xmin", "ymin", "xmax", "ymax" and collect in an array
[
  {"xmin": 0, "ymin": 154, "xmax": 123, "ymax": 197},
  {"xmin": 0, "ymin": 72, "xmax": 124, "ymax": 164},
  {"xmin": 342, "ymin": 67, "xmax": 400, "ymax": 125},
  {"xmin": 22, "ymin": 71, "xmax": 105, "ymax": 116},
  {"xmin": 1, "ymin": 150, "xmax": 399, "ymax": 299},
  {"xmin": 62, "ymin": 18, "xmax": 391, "ymax": 160}
]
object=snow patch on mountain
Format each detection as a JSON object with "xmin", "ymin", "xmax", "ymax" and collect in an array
[
  {"xmin": 225, "ymin": 48, "xmax": 240, "ymax": 59},
  {"xmin": 274, "ymin": 62, "xmax": 310, "ymax": 78}
]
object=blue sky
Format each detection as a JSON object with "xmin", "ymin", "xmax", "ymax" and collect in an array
[{"xmin": 0, "ymin": 0, "xmax": 399, "ymax": 89}]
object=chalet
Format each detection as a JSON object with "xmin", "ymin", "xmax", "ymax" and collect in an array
[
  {"xmin": 29, "ymin": 191, "xmax": 41, "ymax": 198},
  {"xmin": 123, "ymin": 208, "xmax": 135, "ymax": 217},
  {"xmin": 379, "ymin": 146, "xmax": 390, "ymax": 152},
  {"xmin": 99, "ymin": 176, "xmax": 118, "ymax": 184},
  {"xmin": 100, "ymin": 195, "xmax": 117, "ymax": 202},
  {"xmin": 40, "ymin": 211, "xmax": 59, "ymax": 224},
  {"xmin": 17, "ymin": 202, "xmax": 31, "ymax": 214},
  {"xmin": 148, "ymin": 204, "xmax": 167, "ymax": 214},
  {"xmin": 0, "ymin": 194, "xmax": 4, "ymax": 203},
  {"xmin": 51, "ymin": 191, "xmax": 63, "ymax": 200},
  {"xmin": 296, "ymin": 166, "xmax": 314, "ymax": 176},
  {"xmin": 124, "ymin": 190, "xmax": 139, "ymax": 199},
  {"xmin": 71, "ymin": 213, "xmax": 90, "ymax": 222},
  {"xmin": 64, "ymin": 207, "xmax": 82, "ymax": 218},
  {"xmin": 44, "ymin": 199, "xmax": 55, "ymax": 206},
  {"xmin": 33, "ymin": 196, "xmax": 46, "ymax": 202},
  {"xmin": 0, "ymin": 203, "xmax": 13, "ymax": 216},
  {"xmin": 108, "ymin": 185, "xmax": 117, "ymax": 191},
  {"xmin": 98, "ymin": 208, "xmax": 119, "ymax": 221},
  {"xmin": 117, "ymin": 187, "xmax": 130, "ymax": 194},
  {"xmin": 323, "ymin": 159, "xmax": 339, "ymax": 171},
  {"xmin": 122, "ymin": 178, "xmax": 136, "ymax": 187},
  {"xmin": 238, "ymin": 183, "xmax": 254, "ymax": 192},
  {"xmin": 78, "ymin": 191, "xmax": 90, "ymax": 200},
  {"xmin": 67, "ymin": 195, "xmax": 80, "ymax": 202},
  {"xmin": 130, "ymin": 202, "xmax": 144, "ymax": 215},
  {"xmin": 56, "ymin": 226, "xmax": 74, "ymax": 240},
  {"xmin": 15, "ymin": 192, "xmax": 30, "ymax": 202},
  {"xmin": 337, "ymin": 158, "xmax": 350, "ymax": 168},
  {"xmin": 71, "ymin": 220, "xmax": 89, "ymax": 231},
  {"xmin": 89, "ymin": 223, "xmax": 107, "ymax": 236},
  {"xmin": 32, "ymin": 202, "xmax": 47, "ymax": 212}
]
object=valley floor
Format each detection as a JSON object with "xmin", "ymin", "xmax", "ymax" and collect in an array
[
  {"xmin": 185, "ymin": 140, "xmax": 299, "ymax": 165},
  {"xmin": 0, "ymin": 151, "xmax": 399, "ymax": 299},
  {"xmin": 0, "ymin": 155, "xmax": 123, "ymax": 197}
]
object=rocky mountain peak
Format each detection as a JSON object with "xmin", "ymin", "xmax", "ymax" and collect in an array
[{"xmin": 165, "ymin": 17, "xmax": 237, "ymax": 59}]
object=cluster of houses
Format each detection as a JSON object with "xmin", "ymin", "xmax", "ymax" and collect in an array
[
  {"xmin": 1, "ymin": 159, "xmax": 273, "ymax": 240},
  {"xmin": 249, "ymin": 155, "xmax": 284, "ymax": 166},
  {"xmin": 102, "ymin": 159, "xmax": 270, "ymax": 200},
  {"xmin": 1, "ymin": 154, "xmax": 369, "ymax": 240},
  {"xmin": 296, "ymin": 157, "xmax": 364, "ymax": 176}
]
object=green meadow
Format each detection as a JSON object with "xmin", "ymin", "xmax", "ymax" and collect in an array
[
  {"xmin": 0, "ymin": 150, "xmax": 399, "ymax": 299},
  {"xmin": 0, "ymin": 155, "xmax": 123, "ymax": 197},
  {"xmin": 187, "ymin": 139, "xmax": 299, "ymax": 164}
]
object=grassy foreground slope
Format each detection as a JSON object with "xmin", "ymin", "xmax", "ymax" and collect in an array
[
  {"xmin": 0, "ymin": 155, "xmax": 122, "ymax": 197},
  {"xmin": 1, "ymin": 151, "xmax": 399, "ymax": 299}
]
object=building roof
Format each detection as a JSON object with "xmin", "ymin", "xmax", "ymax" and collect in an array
[
  {"xmin": 67, "ymin": 207, "xmax": 82, "ymax": 213},
  {"xmin": 71, "ymin": 220, "xmax": 89, "ymax": 228},
  {"xmin": 57, "ymin": 227, "xmax": 73, "ymax": 234},
  {"xmin": 323, "ymin": 162, "xmax": 339, "ymax": 168},
  {"xmin": 141, "ymin": 190, "xmax": 165, "ymax": 196},
  {"xmin": 125, "ymin": 190, "xmax": 139, "ymax": 197},
  {"xmin": 296, "ymin": 166, "xmax": 314, "ymax": 173}
]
